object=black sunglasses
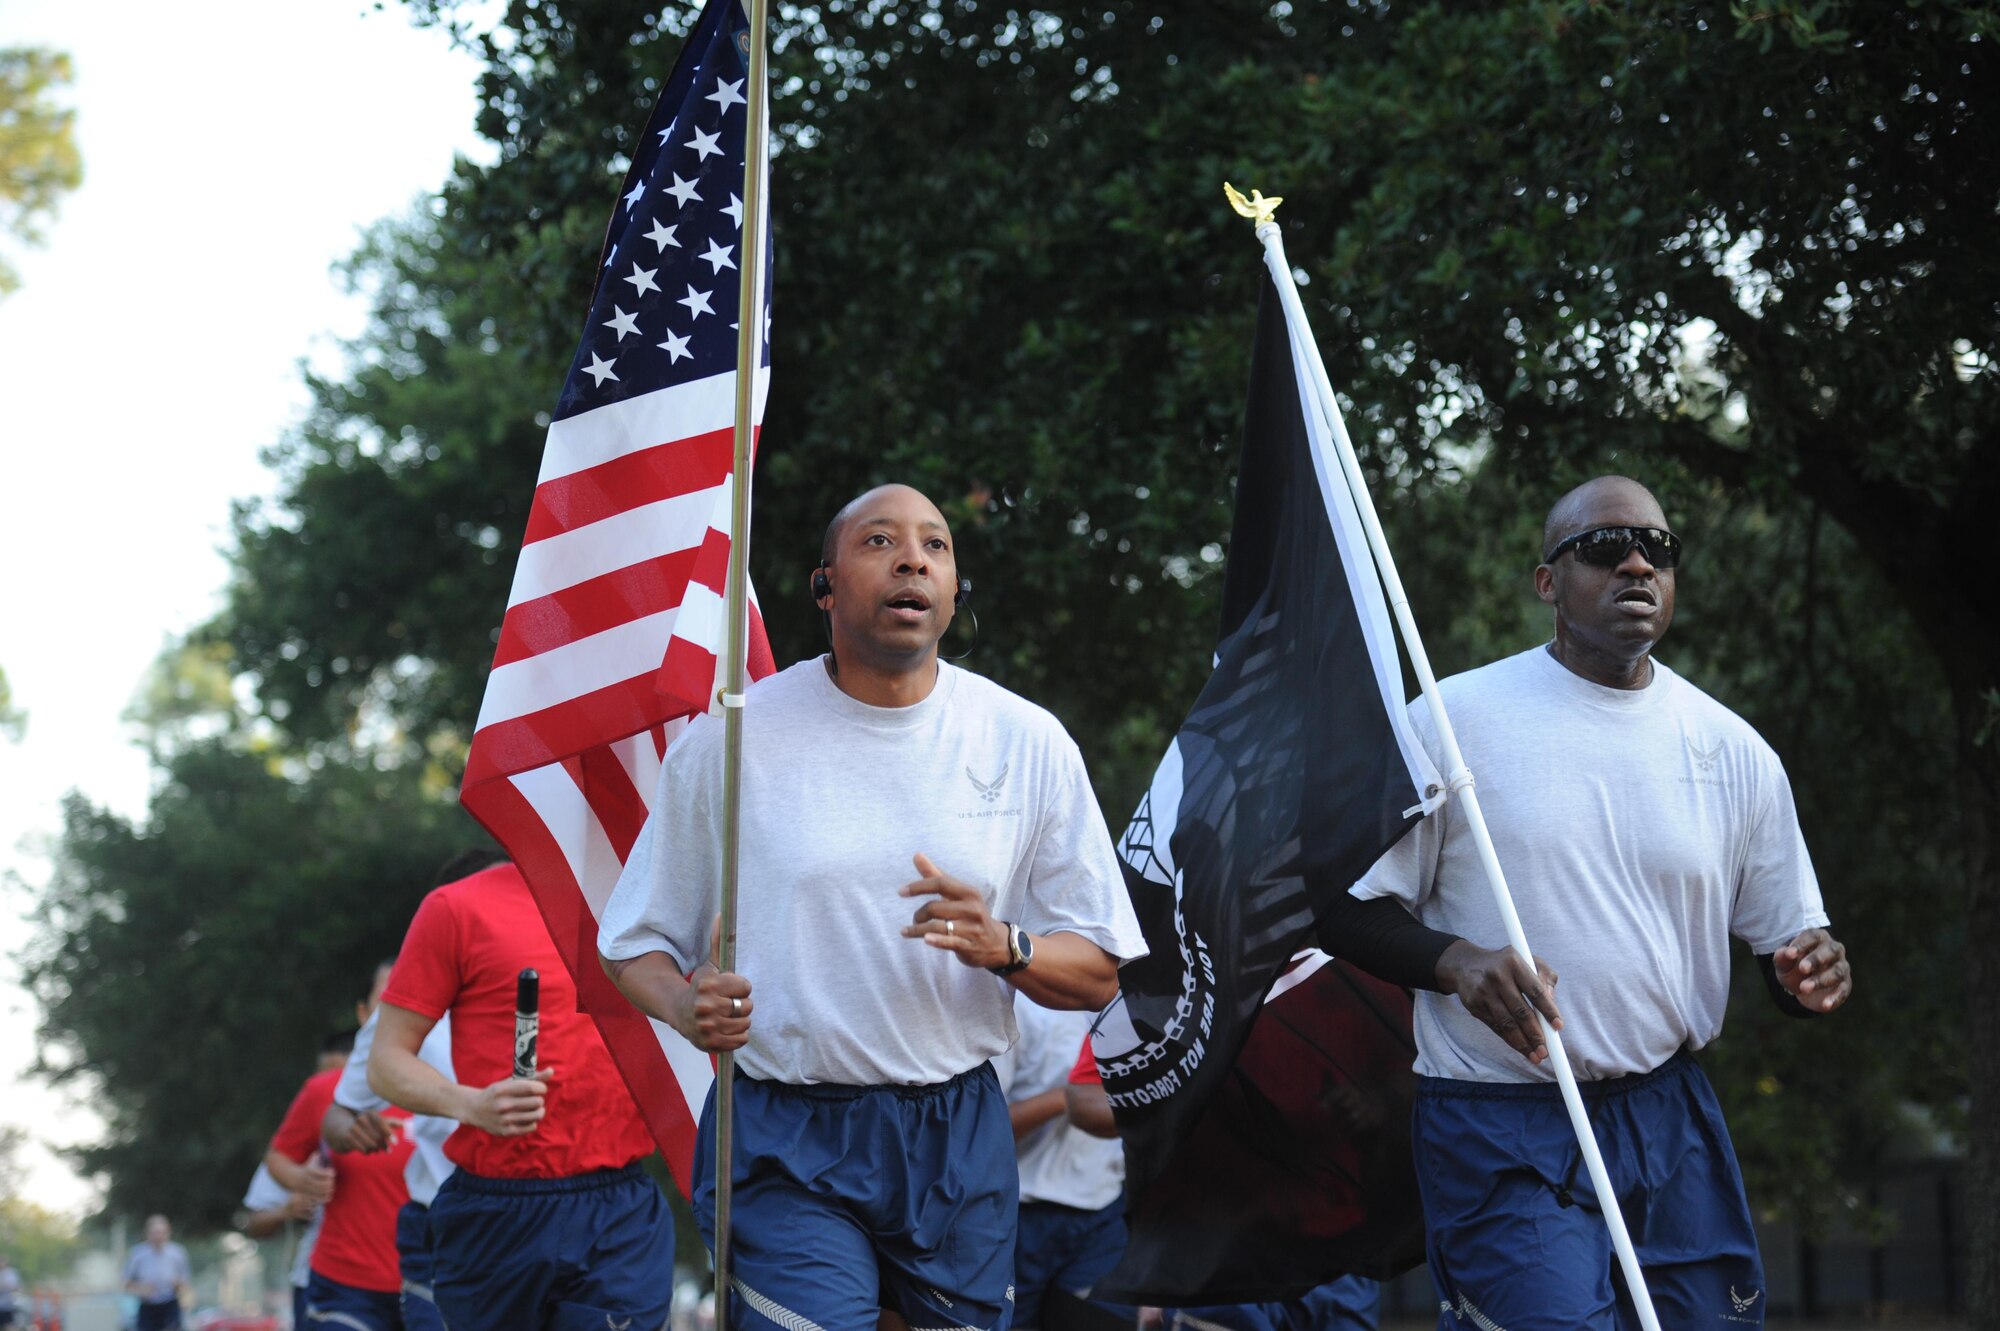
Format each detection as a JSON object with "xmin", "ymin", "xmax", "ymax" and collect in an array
[{"xmin": 1544, "ymin": 525, "xmax": 1683, "ymax": 569}]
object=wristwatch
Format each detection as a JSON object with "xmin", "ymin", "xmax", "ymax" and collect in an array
[{"xmin": 989, "ymin": 923, "xmax": 1034, "ymax": 977}]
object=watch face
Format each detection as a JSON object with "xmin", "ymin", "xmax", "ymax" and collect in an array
[{"xmin": 1015, "ymin": 927, "xmax": 1033, "ymax": 967}]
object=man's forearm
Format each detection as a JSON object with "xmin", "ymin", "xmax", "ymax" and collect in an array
[
  {"xmin": 1010, "ymin": 932, "xmax": 1118, "ymax": 1010},
  {"xmin": 1008, "ymin": 1087, "xmax": 1067, "ymax": 1140},
  {"xmin": 1065, "ymin": 1081, "xmax": 1119, "ymax": 1139},
  {"xmin": 600, "ymin": 949, "xmax": 692, "ymax": 1030},
  {"xmin": 321, "ymin": 1102, "xmax": 359, "ymax": 1152},
  {"xmin": 240, "ymin": 1206, "xmax": 291, "ymax": 1240},
  {"xmin": 369, "ymin": 1042, "xmax": 470, "ymax": 1120},
  {"xmin": 264, "ymin": 1148, "xmax": 314, "ymax": 1189}
]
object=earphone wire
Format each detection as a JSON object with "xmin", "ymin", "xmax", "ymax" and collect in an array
[{"xmin": 939, "ymin": 602, "xmax": 979, "ymax": 663}]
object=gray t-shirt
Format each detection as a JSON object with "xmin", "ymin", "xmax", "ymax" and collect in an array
[
  {"xmin": 1350, "ymin": 646, "xmax": 1827, "ymax": 1082},
  {"xmin": 122, "ymin": 1242, "xmax": 189, "ymax": 1304},
  {"xmin": 600, "ymin": 658, "xmax": 1147, "ymax": 1086}
]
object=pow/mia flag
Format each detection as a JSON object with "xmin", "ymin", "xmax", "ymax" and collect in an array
[{"xmin": 1089, "ymin": 270, "xmax": 1446, "ymax": 1303}]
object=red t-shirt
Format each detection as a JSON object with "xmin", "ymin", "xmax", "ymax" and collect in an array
[
  {"xmin": 379, "ymin": 862, "xmax": 655, "ymax": 1179},
  {"xmin": 1069, "ymin": 1033, "xmax": 1102, "ymax": 1085},
  {"xmin": 269, "ymin": 1068, "xmax": 415, "ymax": 1293}
]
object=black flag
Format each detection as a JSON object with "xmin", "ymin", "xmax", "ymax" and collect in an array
[{"xmin": 1091, "ymin": 269, "xmax": 1444, "ymax": 1303}]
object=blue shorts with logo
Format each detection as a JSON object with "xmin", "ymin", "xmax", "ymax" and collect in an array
[
  {"xmin": 395, "ymin": 1201, "xmax": 444, "ymax": 1331},
  {"xmin": 425, "ymin": 1160, "xmax": 675, "ymax": 1331},
  {"xmin": 1013, "ymin": 1196, "xmax": 1134, "ymax": 1327},
  {"xmin": 694, "ymin": 1063, "xmax": 1017, "ymax": 1331},
  {"xmin": 304, "ymin": 1271, "xmax": 402, "ymax": 1331},
  {"xmin": 1415, "ymin": 1049, "xmax": 1765, "ymax": 1330},
  {"xmin": 1167, "ymin": 1275, "xmax": 1380, "ymax": 1331}
]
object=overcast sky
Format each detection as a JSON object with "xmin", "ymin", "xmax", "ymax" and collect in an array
[{"xmin": 0, "ymin": 0, "xmax": 493, "ymax": 1216}]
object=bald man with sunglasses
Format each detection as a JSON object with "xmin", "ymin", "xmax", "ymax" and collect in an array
[{"xmin": 1345, "ymin": 476, "xmax": 1850, "ymax": 1331}]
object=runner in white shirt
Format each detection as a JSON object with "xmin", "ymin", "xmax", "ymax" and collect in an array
[
  {"xmin": 1347, "ymin": 475, "xmax": 1853, "ymax": 1331},
  {"xmin": 601, "ymin": 484, "xmax": 1146, "ymax": 1331},
  {"xmin": 995, "ymin": 995, "xmax": 1132, "ymax": 1328}
]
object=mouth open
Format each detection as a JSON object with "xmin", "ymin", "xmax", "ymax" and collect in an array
[
  {"xmin": 885, "ymin": 589, "xmax": 932, "ymax": 621},
  {"xmin": 1615, "ymin": 586, "xmax": 1658, "ymax": 614}
]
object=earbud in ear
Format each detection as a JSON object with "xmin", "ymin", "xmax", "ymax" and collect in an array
[
  {"xmin": 954, "ymin": 578, "xmax": 972, "ymax": 608},
  {"xmin": 811, "ymin": 567, "xmax": 833, "ymax": 601}
]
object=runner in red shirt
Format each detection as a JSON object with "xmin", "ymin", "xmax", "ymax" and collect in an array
[
  {"xmin": 269, "ymin": 1063, "xmax": 416, "ymax": 1330},
  {"xmin": 263, "ymin": 961, "xmax": 414, "ymax": 1330},
  {"xmin": 367, "ymin": 860, "xmax": 672, "ymax": 1329}
]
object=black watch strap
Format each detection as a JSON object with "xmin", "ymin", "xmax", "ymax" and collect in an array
[{"xmin": 989, "ymin": 923, "xmax": 1032, "ymax": 976}]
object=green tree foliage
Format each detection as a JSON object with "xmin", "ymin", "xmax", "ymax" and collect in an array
[
  {"xmin": 1248, "ymin": 3, "xmax": 1998, "ymax": 1304},
  {"xmin": 22, "ymin": 743, "xmax": 481, "ymax": 1228},
  {"xmin": 0, "ymin": 47, "xmax": 82, "ymax": 296},
  {"xmin": 0, "ymin": 1127, "xmax": 80, "ymax": 1283},
  {"xmin": 39, "ymin": 1, "xmax": 1994, "ymax": 1306}
]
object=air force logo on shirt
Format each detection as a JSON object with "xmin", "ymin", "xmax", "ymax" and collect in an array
[
  {"xmin": 962, "ymin": 764, "xmax": 1022, "ymax": 819},
  {"xmin": 1681, "ymin": 734, "xmax": 1727, "ymax": 788}
]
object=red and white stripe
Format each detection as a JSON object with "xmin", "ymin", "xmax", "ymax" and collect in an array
[{"xmin": 461, "ymin": 367, "xmax": 774, "ymax": 1191}]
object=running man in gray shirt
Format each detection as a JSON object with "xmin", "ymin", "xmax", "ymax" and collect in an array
[
  {"xmin": 601, "ymin": 484, "xmax": 1146, "ymax": 1331},
  {"xmin": 122, "ymin": 1215, "xmax": 190, "ymax": 1331}
]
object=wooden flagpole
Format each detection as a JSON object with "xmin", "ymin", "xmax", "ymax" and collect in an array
[{"xmin": 714, "ymin": 0, "xmax": 772, "ymax": 1321}]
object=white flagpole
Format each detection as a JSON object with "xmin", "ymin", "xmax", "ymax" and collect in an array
[
  {"xmin": 1229, "ymin": 186, "xmax": 1664, "ymax": 1331},
  {"xmin": 713, "ymin": 0, "xmax": 772, "ymax": 1322}
]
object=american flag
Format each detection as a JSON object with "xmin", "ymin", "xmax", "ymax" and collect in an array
[{"xmin": 459, "ymin": 0, "xmax": 775, "ymax": 1192}]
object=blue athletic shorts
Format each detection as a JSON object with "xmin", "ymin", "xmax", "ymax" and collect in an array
[
  {"xmin": 134, "ymin": 1304, "xmax": 182, "ymax": 1331},
  {"xmin": 694, "ymin": 1063, "xmax": 1017, "ymax": 1331},
  {"xmin": 1414, "ymin": 1049, "xmax": 1765, "ymax": 1330},
  {"xmin": 1013, "ymin": 1196, "xmax": 1134, "ymax": 1327},
  {"xmin": 304, "ymin": 1271, "xmax": 403, "ymax": 1330},
  {"xmin": 395, "ymin": 1201, "xmax": 443, "ymax": 1331},
  {"xmin": 1166, "ymin": 1274, "xmax": 1380, "ymax": 1331},
  {"xmin": 426, "ymin": 1160, "xmax": 675, "ymax": 1331}
]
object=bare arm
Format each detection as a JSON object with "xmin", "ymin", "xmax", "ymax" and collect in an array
[
  {"xmin": 239, "ymin": 1191, "xmax": 316, "ymax": 1239},
  {"xmin": 1064, "ymin": 1080, "xmax": 1119, "ymax": 1139},
  {"xmin": 1008, "ymin": 1087, "xmax": 1068, "ymax": 1141},
  {"xmin": 369, "ymin": 1000, "xmax": 548, "ymax": 1137},
  {"xmin": 263, "ymin": 1149, "xmax": 333, "ymax": 1204},
  {"xmin": 899, "ymin": 853, "xmax": 1120, "ymax": 1010},
  {"xmin": 600, "ymin": 916, "xmax": 753, "ymax": 1052},
  {"xmin": 321, "ymin": 1101, "xmax": 392, "ymax": 1154},
  {"xmin": 1008, "ymin": 931, "xmax": 1119, "ymax": 1011}
]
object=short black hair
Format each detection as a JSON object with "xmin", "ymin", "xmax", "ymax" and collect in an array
[{"xmin": 432, "ymin": 847, "xmax": 508, "ymax": 887}]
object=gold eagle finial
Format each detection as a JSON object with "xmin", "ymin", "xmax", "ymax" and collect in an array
[{"xmin": 1224, "ymin": 182, "xmax": 1283, "ymax": 226}]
